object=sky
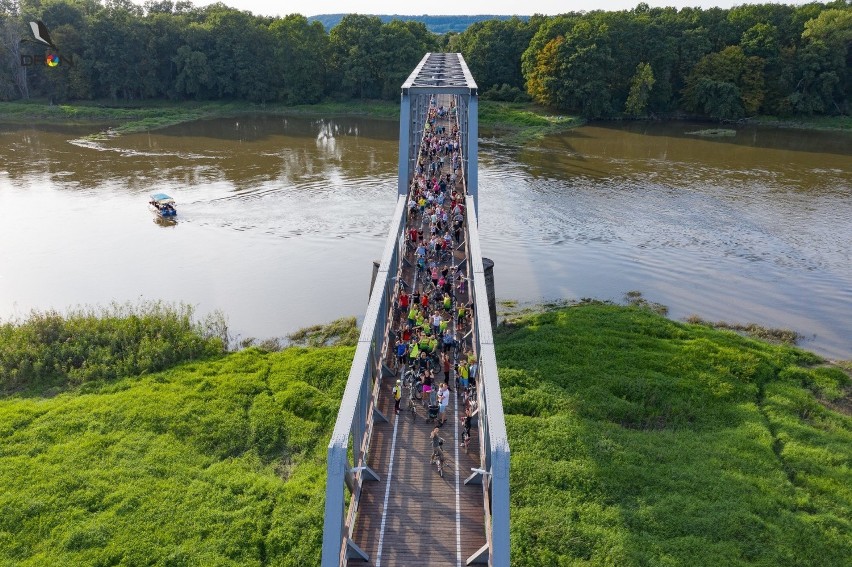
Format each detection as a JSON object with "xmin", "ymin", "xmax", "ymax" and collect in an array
[{"xmin": 149, "ymin": 0, "xmax": 816, "ymax": 18}]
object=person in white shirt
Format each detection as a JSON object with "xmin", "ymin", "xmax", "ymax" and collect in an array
[{"xmin": 437, "ymin": 382, "xmax": 450, "ymax": 425}]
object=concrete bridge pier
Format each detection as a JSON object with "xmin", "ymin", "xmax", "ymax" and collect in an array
[{"xmin": 482, "ymin": 257, "xmax": 497, "ymax": 327}]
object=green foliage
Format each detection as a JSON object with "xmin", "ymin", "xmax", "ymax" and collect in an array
[
  {"xmin": 497, "ymin": 304, "xmax": 852, "ymax": 566},
  {"xmin": 0, "ymin": 344, "xmax": 354, "ymax": 565},
  {"xmin": 624, "ymin": 62, "xmax": 655, "ymax": 117},
  {"xmin": 2, "ymin": 2, "xmax": 848, "ymax": 119},
  {"xmin": 307, "ymin": 14, "xmax": 527, "ymax": 34},
  {"xmin": 683, "ymin": 46, "xmax": 766, "ymax": 119},
  {"xmin": 0, "ymin": 302, "xmax": 224, "ymax": 394},
  {"xmin": 518, "ymin": 3, "xmax": 849, "ymax": 119},
  {"xmin": 286, "ymin": 317, "xmax": 359, "ymax": 348},
  {"xmin": 452, "ymin": 17, "xmax": 541, "ymax": 94}
]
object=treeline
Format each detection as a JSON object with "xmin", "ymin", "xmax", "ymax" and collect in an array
[
  {"xmin": 0, "ymin": 1, "xmax": 438, "ymax": 102},
  {"xmin": 0, "ymin": 1, "xmax": 849, "ymax": 121},
  {"xmin": 453, "ymin": 2, "xmax": 850, "ymax": 119}
]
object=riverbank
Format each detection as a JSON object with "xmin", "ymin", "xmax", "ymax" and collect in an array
[
  {"xmin": 3, "ymin": 98, "xmax": 846, "ymax": 140},
  {"xmin": 1, "ymin": 304, "xmax": 848, "ymax": 565},
  {"xmin": 497, "ymin": 302, "xmax": 851, "ymax": 566},
  {"xmin": 0, "ymin": 99, "xmax": 400, "ymax": 137},
  {"xmin": 0, "ymin": 98, "xmax": 583, "ymax": 138}
]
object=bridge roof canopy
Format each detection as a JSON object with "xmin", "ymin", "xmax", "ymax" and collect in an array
[{"xmin": 401, "ymin": 52, "xmax": 478, "ymax": 96}]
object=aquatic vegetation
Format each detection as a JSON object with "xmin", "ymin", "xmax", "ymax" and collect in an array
[
  {"xmin": 685, "ymin": 128, "xmax": 737, "ymax": 137},
  {"xmin": 0, "ymin": 302, "xmax": 224, "ymax": 395},
  {"xmin": 685, "ymin": 315, "xmax": 801, "ymax": 345}
]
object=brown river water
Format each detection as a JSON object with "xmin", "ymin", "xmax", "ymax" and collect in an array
[{"xmin": 0, "ymin": 116, "xmax": 850, "ymax": 359}]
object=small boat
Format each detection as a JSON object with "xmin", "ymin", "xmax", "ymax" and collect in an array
[{"xmin": 149, "ymin": 193, "xmax": 177, "ymax": 217}]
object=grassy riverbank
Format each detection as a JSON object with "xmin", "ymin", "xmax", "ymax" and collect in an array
[
  {"xmin": 4, "ymin": 98, "xmax": 846, "ymax": 140},
  {"xmin": 1, "ymin": 304, "xmax": 849, "ymax": 565},
  {"xmin": 0, "ymin": 99, "xmax": 399, "ymax": 136},
  {"xmin": 0, "ymin": 307, "xmax": 353, "ymax": 566},
  {"xmin": 479, "ymin": 101, "xmax": 585, "ymax": 141},
  {"xmin": 0, "ymin": 98, "xmax": 579, "ymax": 138},
  {"xmin": 497, "ymin": 303, "xmax": 851, "ymax": 566},
  {"xmin": 744, "ymin": 114, "xmax": 852, "ymax": 132}
]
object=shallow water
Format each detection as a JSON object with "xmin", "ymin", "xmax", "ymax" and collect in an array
[{"xmin": 0, "ymin": 117, "xmax": 849, "ymax": 358}]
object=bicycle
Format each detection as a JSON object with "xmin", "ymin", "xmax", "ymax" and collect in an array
[
  {"xmin": 460, "ymin": 415, "xmax": 472, "ymax": 453},
  {"xmin": 408, "ymin": 381, "xmax": 418, "ymax": 420},
  {"xmin": 430, "ymin": 445, "xmax": 445, "ymax": 477},
  {"xmin": 402, "ymin": 368, "xmax": 422, "ymax": 400}
]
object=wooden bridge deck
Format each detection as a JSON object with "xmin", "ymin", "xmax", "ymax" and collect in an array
[{"xmin": 349, "ymin": 96, "xmax": 487, "ymax": 566}]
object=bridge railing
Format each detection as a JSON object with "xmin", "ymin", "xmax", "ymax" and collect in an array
[
  {"xmin": 465, "ymin": 195, "xmax": 511, "ymax": 567},
  {"xmin": 321, "ymin": 195, "xmax": 407, "ymax": 566}
]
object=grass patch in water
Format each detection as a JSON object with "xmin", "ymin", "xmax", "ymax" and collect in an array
[
  {"xmin": 685, "ymin": 128, "xmax": 737, "ymax": 137},
  {"xmin": 286, "ymin": 317, "xmax": 360, "ymax": 348},
  {"xmin": 498, "ymin": 302, "xmax": 851, "ymax": 566}
]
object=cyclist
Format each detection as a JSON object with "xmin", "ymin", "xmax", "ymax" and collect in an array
[{"xmin": 430, "ymin": 426, "xmax": 444, "ymax": 463}]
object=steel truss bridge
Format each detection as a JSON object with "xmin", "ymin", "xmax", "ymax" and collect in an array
[{"xmin": 322, "ymin": 53, "xmax": 510, "ymax": 567}]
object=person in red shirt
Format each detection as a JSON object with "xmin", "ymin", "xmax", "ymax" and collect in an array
[{"xmin": 421, "ymin": 293, "xmax": 429, "ymax": 309}]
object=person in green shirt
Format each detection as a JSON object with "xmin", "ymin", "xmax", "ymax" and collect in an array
[
  {"xmin": 459, "ymin": 360, "xmax": 470, "ymax": 391},
  {"xmin": 428, "ymin": 336, "xmax": 438, "ymax": 354}
]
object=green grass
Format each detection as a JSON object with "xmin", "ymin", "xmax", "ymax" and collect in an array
[
  {"xmin": 0, "ymin": 302, "xmax": 225, "ymax": 396},
  {"xmin": 479, "ymin": 101, "xmax": 584, "ymax": 142},
  {"xmin": 0, "ymin": 344, "xmax": 353, "ymax": 566},
  {"xmin": 496, "ymin": 303, "xmax": 851, "ymax": 566},
  {"xmin": 2, "ymin": 304, "xmax": 849, "ymax": 565},
  {"xmin": 745, "ymin": 114, "xmax": 852, "ymax": 132},
  {"xmin": 0, "ymin": 98, "xmax": 400, "ymax": 138}
]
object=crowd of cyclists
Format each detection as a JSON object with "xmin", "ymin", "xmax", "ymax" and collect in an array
[{"xmin": 388, "ymin": 96, "xmax": 479, "ymax": 472}]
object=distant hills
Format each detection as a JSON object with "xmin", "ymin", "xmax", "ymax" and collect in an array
[{"xmin": 307, "ymin": 14, "xmax": 527, "ymax": 33}]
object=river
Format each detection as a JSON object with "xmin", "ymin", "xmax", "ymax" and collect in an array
[{"xmin": 0, "ymin": 116, "xmax": 849, "ymax": 359}]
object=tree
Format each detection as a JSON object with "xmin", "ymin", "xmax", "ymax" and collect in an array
[
  {"xmin": 684, "ymin": 45, "xmax": 765, "ymax": 118},
  {"xmin": 328, "ymin": 14, "xmax": 383, "ymax": 99},
  {"xmin": 454, "ymin": 17, "xmax": 539, "ymax": 92},
  {"xmin": 269, "ymin": 15, "xmax": 328, "ymax": 104},
  {"xmin": 625, "ymin": 61, "xmax": 655, "ymax": 116},
  {"xmin": 375, "ymin": 20, "xmax": 435, "ymax": 99},
  {"xmin": 172, "ymin": 44, "xmax": 210, "ymax": 99},
  {"xmin": 789, "ymin": 8, "xmax": 851, "ymax": 114},
  {"xmin": 524, "ymin": 19, "xmax": 616, "ymax": 118}
]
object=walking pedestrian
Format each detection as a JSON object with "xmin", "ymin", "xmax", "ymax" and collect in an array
[
  {"xmin": 438, "ymin": 382, "xmax": 449, "ymax": 425},
  {"xmin": 392, "ymin": 379, "xmax": 402, "ymax": 415}
]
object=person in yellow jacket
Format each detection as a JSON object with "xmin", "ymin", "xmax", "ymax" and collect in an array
[{"xmin": 392, "ymin": 379, "xmax": 402, "ymax": 414}]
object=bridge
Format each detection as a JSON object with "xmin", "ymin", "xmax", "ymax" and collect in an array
[{"xmin": 322, "ymin": 53, "xmax": 510, "ymax": 567}]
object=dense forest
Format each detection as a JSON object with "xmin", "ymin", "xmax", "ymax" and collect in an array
[{"xmin": 0, "ymin": 1, "xmax": 849, "ymax": 120}]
